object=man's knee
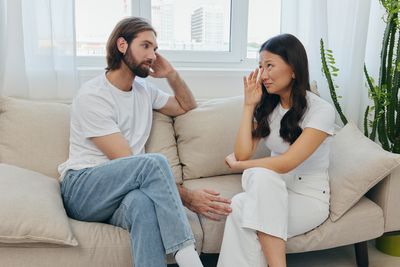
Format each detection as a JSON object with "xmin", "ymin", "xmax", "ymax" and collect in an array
[{"xmin": 145, "ymin": 153, "xmax": 170, "ymax": 169}]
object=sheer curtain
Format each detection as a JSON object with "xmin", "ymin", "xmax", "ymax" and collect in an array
[
  {"xmin": 0, "ymin": 0, "xmax": 77, "ymax": 100},
  {"xmin": 281, "ymin": 0, "xmax": 385, "ymax": 127}
]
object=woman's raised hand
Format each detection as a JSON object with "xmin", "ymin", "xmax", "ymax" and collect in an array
[{"xmin": 243, "ymin": 67, "xmax": 264, "ymax": 107}]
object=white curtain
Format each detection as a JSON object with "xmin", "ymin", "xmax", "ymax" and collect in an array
[
  {"xmin": 0, "ymin": 0, "xmax": 6, "ymax": 93},
  {"xmin": 0, "ymin": 0, "xmax": 77, "ymax": 100},
  {"xmin": 281, "ymin": 0, "xmax": 385, "ymax": 127}
]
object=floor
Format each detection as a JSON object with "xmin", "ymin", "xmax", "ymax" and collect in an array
[{"xmin": 168, "ymin": 240, "xmax": 400, "ymax": 267}]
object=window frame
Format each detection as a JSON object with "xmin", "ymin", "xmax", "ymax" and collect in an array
[
  {"xmin": 76, "ymin": 0, "xmax": 251, "ymax": 68},
  {"xmin": 76, "ymin": 0, "xmax": 282, "ymax": 69}
]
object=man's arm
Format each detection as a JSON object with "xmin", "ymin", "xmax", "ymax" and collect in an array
[
  {"xmin": 91, "ymin": 132, "xmax": 132, "ymax": 160},
  {"xmin": 150, "ymin": 52, "xmax": 197, "ymax": 117}
]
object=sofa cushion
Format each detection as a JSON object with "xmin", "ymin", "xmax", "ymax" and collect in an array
[
  {"xmin": 174, "ymin": 96, "xmax": 269, "ymax": 180},
  {"xmin": 0, "ymin": 164, "xmax": 77, "ymax": 246},
  {"xmin": 145, "ymin": 111, "xmax": 182, "ymax": 183},
  {"xmin": 0, "ymin": 97, "xmax": 70, "ymax": 179},
  {"xmin": 0, "ymin": 207, "xmax": 203, "ymax": 267},
  {"xmin": 328, "ymin": 122, "xmax": 400, "ymax": 221},
  {"xmin": 287, "ymin": 196, "xmax": 384, "ymax": 253}
]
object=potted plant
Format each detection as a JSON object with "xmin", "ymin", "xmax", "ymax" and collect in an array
[{"xmin": 320, "ymin": 0, "xmax": 400, "ymax": 256}]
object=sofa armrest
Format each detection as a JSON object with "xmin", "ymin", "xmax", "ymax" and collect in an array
[{"xmin": 367, "ymin": 165, "xmax": 400, "ymax": 233}]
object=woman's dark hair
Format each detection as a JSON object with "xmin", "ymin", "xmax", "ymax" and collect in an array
[
  {"xmin": 252, "ymin": 33, "xmax": 310, "ymax": 144},
  {"xmin": 106, "ymin": 17, "xmax": 156, "ymax": 71}
]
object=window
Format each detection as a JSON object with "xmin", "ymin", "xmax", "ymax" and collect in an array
[
  {"xmin": 75, "ymin": 0, "xmax": 131, "ymax": 56},
  {"xmin": 75, "ymin": 0, "xmax": 281, "ymax": 66},
  {"xmin": 151, "ymin": 0, "xmax": 231, "ymax": 52},
  {"xmin": 247, "ymin": 0, "xmax": 281, "ymax": 58}
]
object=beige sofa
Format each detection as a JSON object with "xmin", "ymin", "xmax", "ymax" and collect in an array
[{"xmin": 0, "ymin": 96, "xmax": 399, "ymax": 267}]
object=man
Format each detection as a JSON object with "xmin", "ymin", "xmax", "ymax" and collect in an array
[{"xmin": 58, "ymin": 17, "xmax": 231, "ymax": 267}]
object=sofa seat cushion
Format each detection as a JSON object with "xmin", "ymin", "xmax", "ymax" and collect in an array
[
  {"xmin": 184, "ymin": 175, "xmax": 384, "ymax": 254},
  {"xmin": 0, "ymin": 97, "xmax": 70, "ymax": 179},
  {"xmin": 174, "ymin": 97, "xmax": 269, "ymax": 180},
  {"xmin": 328, "ymin": 122, "xmax": 400, "ymax": 222},
  {"xmin": 287, "ymin": 197, "xmax": 384, "ymax": 253},
  {"xmin": 145, "ymin": 111, "xmax": 182, "ymax": 183},
  {"xmin": 0, "ymin": 207, "xmax": 203, "ymax": 267},
  {"xmin": 0, "ymin": 219, "xmax": 132, "ymax": 267},
  {"xmin": 0, "ymin": 164, "xmax": 77, "ymax": 246}
]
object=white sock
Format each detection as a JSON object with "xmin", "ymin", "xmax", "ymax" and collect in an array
[{"xmin": 174, "ymin": 244, "xmax": 203, "ymax": 267}]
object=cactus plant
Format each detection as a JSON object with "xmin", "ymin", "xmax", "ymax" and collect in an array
[{"xmin": 320, "ymin": 39, "xmax": 348, "ymax": 125}]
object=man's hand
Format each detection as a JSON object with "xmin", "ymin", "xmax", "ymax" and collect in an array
[
  {"xmin": 181, "ymin": 187, "xmax": 232, "ymax": 221},
  {"xmin": 149, "ymin": 52, "xmax": 175, "ymax": 79}
]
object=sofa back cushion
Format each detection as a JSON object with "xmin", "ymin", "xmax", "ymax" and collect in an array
[
  {"xmin": 0, "ymin": 97, "xmax": 181, "ymax": 182},
  {"xmin": 174, "ymin": 96, "xmax": 269, "ymax": 180},
  {"xmin": 0, "ymin": 97, "xmax": 70, "ymax": 179},
  {"xmin": 145, "ymin": 111, "xmax": 182, "ymax": 183}
]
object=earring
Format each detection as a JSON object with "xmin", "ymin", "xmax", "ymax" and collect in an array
[{"xmin": 292, "ymin": 73, "xmax": 295, "ymax": 79}]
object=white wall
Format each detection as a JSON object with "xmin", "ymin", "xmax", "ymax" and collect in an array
[{"xmin": 79, "ymin": 68, "xmax": 251, "ymax": 100}]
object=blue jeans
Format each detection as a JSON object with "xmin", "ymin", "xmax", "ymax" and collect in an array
[{"xmin": 60, "ymin": 153, "xmax": 195, "ymax": 267}]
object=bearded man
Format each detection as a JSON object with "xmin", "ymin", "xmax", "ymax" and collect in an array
[{"xmin": 58, "ymin": 17, "xmax": 231, "ymax": 267}]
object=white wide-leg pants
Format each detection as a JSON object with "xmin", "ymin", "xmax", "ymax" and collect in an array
[{"xmin": 217, "ymin": 167, "xmax": 330, "ymax": 267}]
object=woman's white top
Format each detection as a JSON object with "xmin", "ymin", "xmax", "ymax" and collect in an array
[{"xmin": 264, "ymin": 91, "xmax": 336, "ymax": 175}]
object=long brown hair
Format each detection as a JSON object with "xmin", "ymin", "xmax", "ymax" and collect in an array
[
  {"xmin": 106, "ymin": 17, "xmax": 156, "ymax": 71},
  {"xmin": 252, "ymin": 34, "xmax": 310, "ymax": 144}
]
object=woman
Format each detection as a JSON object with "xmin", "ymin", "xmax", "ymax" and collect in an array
[{"xmin": 217, "ymin": 34, "xmax": 335, "ymax": 267}]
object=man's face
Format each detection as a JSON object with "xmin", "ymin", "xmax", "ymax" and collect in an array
[{"xmin": 122, "ymin": 30, "xmax": 158, "ymax": 78}]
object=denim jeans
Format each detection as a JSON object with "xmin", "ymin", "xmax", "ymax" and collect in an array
[{"xmin": 60, "ymin": 153, "xmax": 195, "ymax": 267}]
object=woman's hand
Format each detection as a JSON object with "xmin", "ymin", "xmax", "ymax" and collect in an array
[
  {"xmin": 243, "ymin": 67, "xmax": 264, "ymax": 107},
  {"xmin": 225, "ymin": 153, "xmax": 244, "ymax": 172}
]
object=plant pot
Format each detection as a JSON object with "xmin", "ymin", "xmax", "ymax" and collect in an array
[{"xmin": 376, "ymin": 235, "xmax": 400, "ymax": 257}]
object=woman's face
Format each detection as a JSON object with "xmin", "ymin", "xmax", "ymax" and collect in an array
[{"xmin": 259, "ymin": 50, "xmax": 294, "ymax": 96}]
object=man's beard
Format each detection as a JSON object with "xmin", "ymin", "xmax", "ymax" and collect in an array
[{"xmin": 122, "ymin": 49, "xmax": 152, "ymax": 78}]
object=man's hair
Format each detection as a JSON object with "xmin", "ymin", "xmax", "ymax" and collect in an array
[{"xmin": 106, "ymin": 17, "xmax": 156, "ymax": 71}]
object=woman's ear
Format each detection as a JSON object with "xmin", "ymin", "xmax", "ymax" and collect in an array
[
  {"xmin": 291, "ymin": 73, "xmax": 295, "ymax": 79},
  {"xmin": 117, "ymin": 37, "xmax": 127, "ymax": 54}
]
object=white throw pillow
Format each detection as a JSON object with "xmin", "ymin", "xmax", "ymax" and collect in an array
[
  {"xmin": 0, "ymin": 164, "xmax": 78, "ymax": 246},
  {"xmin": 328, "ymin": 122, "xmax": 400, "ymax": 221}
]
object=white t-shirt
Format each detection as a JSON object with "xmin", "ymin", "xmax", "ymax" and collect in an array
[
  {"xmin": 58, "ymin": 73, "xmax": 170, "ymax": 180},
  {"xmin": 264, "ymin": 91, "xmax": 336, "ymax": 174}
]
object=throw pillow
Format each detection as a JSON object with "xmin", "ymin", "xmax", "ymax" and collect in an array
[
  {"xmin": 0, "ymin": 164, "xmax": 78, "ymax": 246},
  {"xmin": 174, "ymin": 96, "xmax": 269, "ymax": 180},
  {"xmin": 145, "ymin": 111, "xmax": 183, "ymax": 184},
  {"xmin": 329, "ymin": 122, "xmax": 400, "ymax": 221}
]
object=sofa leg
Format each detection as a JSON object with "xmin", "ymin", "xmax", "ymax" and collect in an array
[{"xmin": 354, "ymin": 241, "xmax": 369, "ymax": 267}]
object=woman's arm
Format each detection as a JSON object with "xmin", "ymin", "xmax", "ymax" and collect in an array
[
  {"xmin": 234, "ymin": 68, "xmax": 263, "ymax": 160},
  {"xmin": 227, "ymin": 127, "xmax": 329, "ymax": 173},
  {"xmin": 234, "ymin": 105, "xmax": 260, "ymax": 160}
]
